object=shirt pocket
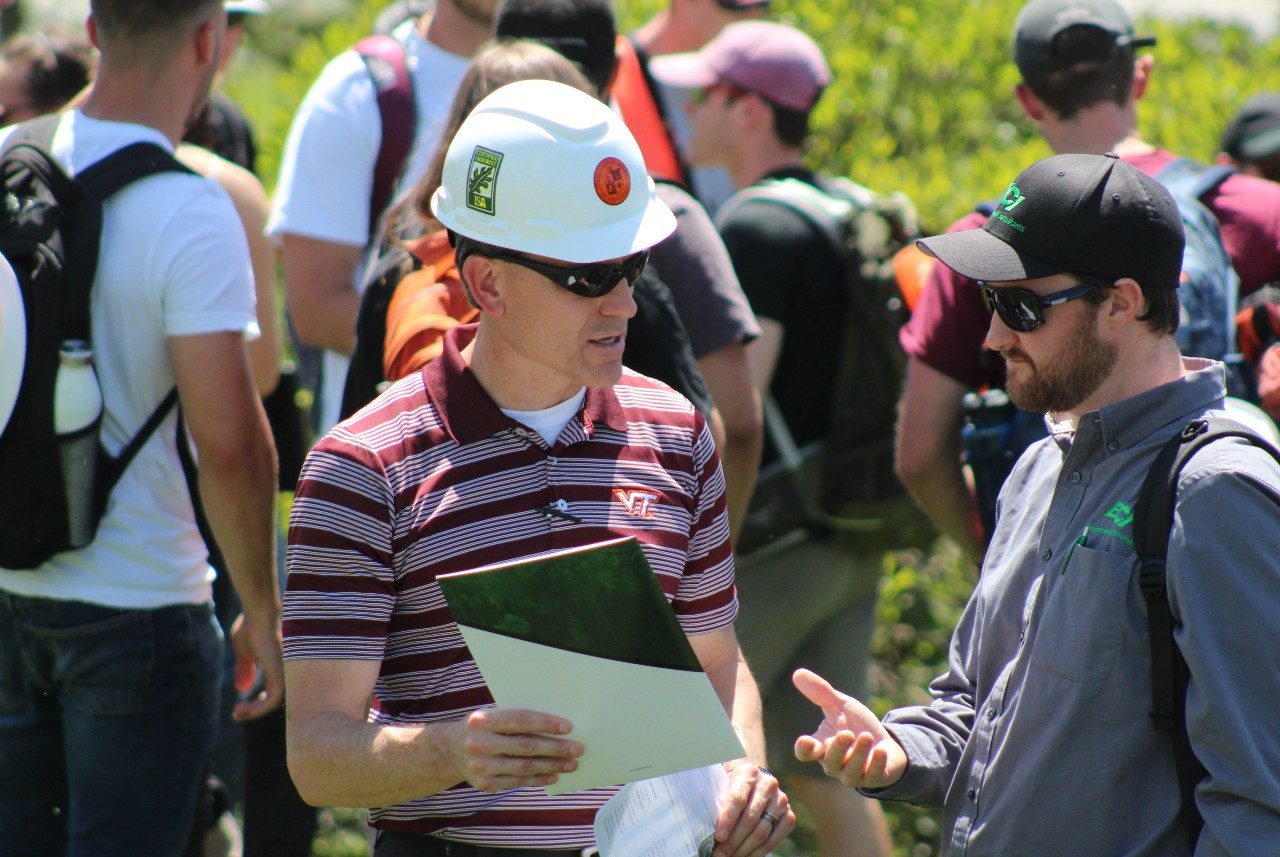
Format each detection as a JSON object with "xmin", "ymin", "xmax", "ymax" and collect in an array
[{"xmin": 1028, "ymin": 542, "xmax": 1135, "ymax": 684}]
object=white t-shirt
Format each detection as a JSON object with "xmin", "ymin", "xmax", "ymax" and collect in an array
[
  {"xmin": 500, "ymin": 388, "xmax": 587, "ymax": 446},
  {"xmin": 0, "ymin": 111, "xmax": 256, "ymax": 608},
  {"xmin": 267, "ymin": 19, "xmax": 471, "ymax": 433}
]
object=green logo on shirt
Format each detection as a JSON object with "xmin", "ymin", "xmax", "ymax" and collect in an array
[
  {"xmin": 1104, "ymin": 501, "xmax": 1134, "ymax": 529},
  {"xmin": 466, "ymin": 146, "xmax": 503, "ymax": 216}
]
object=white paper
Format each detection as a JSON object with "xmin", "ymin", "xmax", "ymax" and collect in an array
[
  {"xmin": 456, "ymin": 626, "xmax": 745, "ymax": 795},
  {"xmin": 594, "ymin": 765, "xmax": 728, "ymax": 857}
]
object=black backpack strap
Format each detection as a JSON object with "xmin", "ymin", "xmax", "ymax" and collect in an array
[
  {"xmin": 356, "ymin": 34, "xmax": 416, "ymax": 240},
  {"xmin": 1133, "ymin": 416, "xmax": 1280, "ymax": 840},
  {"xmin": 92, "ymin": 387, "xmax": 180, "ymax": 517},
  {"xmin": 75, "ymin": 141, "xmax": 193, "ymax": 201},
  {"xmin": 176, "ymin": 408, "xmax": 226, "ymax": 574},
  {"xmin": 1154, "ymin": 158, "xmax": 1237, "ymax": 203}
]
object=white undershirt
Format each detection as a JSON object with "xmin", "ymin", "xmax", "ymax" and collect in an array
[{"xmin": 501, "ymin": 388, "xmax": 587, "ymax": 446}]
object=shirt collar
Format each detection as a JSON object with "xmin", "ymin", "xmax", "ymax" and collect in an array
[
  {"xmin": 1077, "ymin": 358, "xmax": 1227, "ymax": 455},
  {"xmin": 423, "ymin": 324, "xmax": 629, "ymax": 446}
]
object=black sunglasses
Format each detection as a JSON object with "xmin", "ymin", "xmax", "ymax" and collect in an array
[
  {"xmin": 979, "ymin": 278, "xmax": 1112, "ymax": 332},
  {"xmin": 484, "ymin": 247, "xmax": 649, "ymax": 298}
]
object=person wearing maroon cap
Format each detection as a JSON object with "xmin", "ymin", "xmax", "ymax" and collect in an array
[
  {"xmin": 653, "ymin": 21, "xmax": 907, "ymax": 857},
  {"xmin": 894, "ymin": 0, "xmax": 1280, "ymax": 566},
  {"xmin": 621, "ymin": 0, "xmax": 770, "ymax": 214},
  {"xmin": 795, "ymin": 152, "xmax": 1280, "ymax": 855}
]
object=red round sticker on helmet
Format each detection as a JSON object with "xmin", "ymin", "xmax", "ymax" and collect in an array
[{"xmin": 594, "ymin": 157, "xmax": 631, "ymax": 206}]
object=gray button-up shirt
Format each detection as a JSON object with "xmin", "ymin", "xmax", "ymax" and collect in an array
[{"xmin": 876, "ymin": 361, "xmax": 1280, "ymax": 855}]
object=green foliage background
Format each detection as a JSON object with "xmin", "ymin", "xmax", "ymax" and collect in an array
[
  {"xmin": 221, "ymin": 2, "xmax": 1279, "ymax": 853},
  {"xmin": 227, "ymin": 0, "xmax": 1280, "ymax": 234}
]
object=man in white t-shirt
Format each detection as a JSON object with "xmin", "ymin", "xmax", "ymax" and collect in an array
[
  {"xmin": 0, "ymin": 2, "xmax": 280, "ymax": 854},
  {"xmin": 268, "ymin": 0, "xmax": 494, "ymax": 433}
]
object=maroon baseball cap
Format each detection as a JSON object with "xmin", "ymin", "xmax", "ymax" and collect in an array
[{"xmin": 648, "ymin": 21, "xmax": 831, "ymax": 112}]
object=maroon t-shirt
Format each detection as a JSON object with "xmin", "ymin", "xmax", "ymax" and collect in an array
[{"xmin": 901, "ymin": 148, "xmax": 1280, "ymax": 388}]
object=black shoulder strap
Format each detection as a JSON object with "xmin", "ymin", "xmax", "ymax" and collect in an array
[
  {"xmin": 76, "ymin": 141, "xmax": 193, "ymax": 201},
  {"xmin": 1133, "ymin": 416, "xmax": 1280, "ymax": 840},
  {"xmin": 92, "ymin": 388, "xmax": 180, "ymax": 518},
  {"xmin": 176, "ymin": 408, "xmax": 226, "ymax": 574}
]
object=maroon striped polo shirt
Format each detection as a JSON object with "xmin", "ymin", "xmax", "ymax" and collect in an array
[{"xmin": 284, "ymin": 324, "xmax": 738, "ymax": 845}]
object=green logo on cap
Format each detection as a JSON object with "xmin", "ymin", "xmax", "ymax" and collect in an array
[
  {"xmin": 1001, "ymin": 182, "xmax": 1028, "ymax": 212},
  {"xmin": 466, "ymin": 146, "xmax": 503, "ymax": 216},
  {"xmin": 991, "ymin": 181, "xmax": 1028, "ymax": 232}
]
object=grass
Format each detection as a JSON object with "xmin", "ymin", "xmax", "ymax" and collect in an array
[{"xmin": 306, "ymin": 539, "xmax": 976, "ymax": 856}]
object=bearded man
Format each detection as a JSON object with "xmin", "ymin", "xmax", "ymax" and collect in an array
[{"xmin": 791, "ymin": 153, "xmax": 1280, "ymax": 855}]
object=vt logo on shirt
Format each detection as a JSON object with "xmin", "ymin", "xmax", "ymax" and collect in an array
[{"xmin": 613, "ymin": 488, "xmax": 659, "ymax": 518}]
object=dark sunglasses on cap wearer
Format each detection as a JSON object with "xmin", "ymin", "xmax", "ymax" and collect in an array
[
  {"xmin": 456, "ymin": 238, "xmax": 649, "ymax": 299},
  {"xmin": 688, "ymin": 82, "xmax": 751, "ymax": 106},
  {"xmin": 979, "ymin": 277, "xmax": 1114, "ymax": 332}
]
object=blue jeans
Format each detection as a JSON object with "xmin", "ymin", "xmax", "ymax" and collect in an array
[{"xmin": 0, "ymin": 591, "xmax": 222, "ymax": 856}]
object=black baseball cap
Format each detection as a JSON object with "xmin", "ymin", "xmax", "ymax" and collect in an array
[
  {"xmin": 1221, "ymin": 93, "xmax": 1280, "ymax": 161},
  {"xmin": 917, "ymin": 153, "xmax": 1185, "ymax": 289},
  {"xmin": 1013, "ymin": 0, "xmax": 1156, "ymax": 78}
]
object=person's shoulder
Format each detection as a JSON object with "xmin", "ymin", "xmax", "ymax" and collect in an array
[
  {"xmin": 1176, "ymin": 430, "xmax": 1280, "ymax": 493},
  {"xmin": 948, "ymin": 208, "xmax": 989, "ymax": 233},
  {"xmin": 329, "ymin": 372, "xmax": 444, "ymax": 455},
  {"xmin": 614, "ymin": 369, "xmax": 699, "ymax": 421}
]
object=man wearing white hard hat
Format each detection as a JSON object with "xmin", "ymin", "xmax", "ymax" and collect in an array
[{"xmin": 283, "ymin": 79, "xmax": 792, "ymax": 857}]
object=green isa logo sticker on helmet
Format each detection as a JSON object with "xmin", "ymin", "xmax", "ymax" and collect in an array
[{"xmin": 467, "ymin": 146, "xmax": 503, "ymax": 215}]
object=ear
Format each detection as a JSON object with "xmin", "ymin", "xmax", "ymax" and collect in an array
[
  {"xmin": 738, "ymin": 92, "xmax": 771, "ymax": 131},
  {"xmin": 86, "ymin": 14, "xmax": 100, "ymax": 49},
  {"xmin": 194, "ymin": 19, "xmax": 218, "ymax": 68},
  {"xmin": 1102, "ymin": 277, "xmax": 1145, "ymax": 328},
  {"xmin": 1132, "ymin": 54, "xmax": 1154, "ymax": 102},
  {"xmin": 1014, "ymin": 83, "xmax": 1045, "ymax": 122},
  {"xmin": 461, "ymin": 254, "xmax": 504, "ymax": 315}
]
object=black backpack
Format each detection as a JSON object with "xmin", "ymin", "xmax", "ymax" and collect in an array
[
  {"xmin": 1133, "ymin": 416, "xmax": 1280, "ymax": 841},
  {"xmin": 0, "ymin": 116, "xmax": 192, "ymax": 569},
  {"xmin": 720, "ymin": 176, "xmax": 933, "ymax": 553}
]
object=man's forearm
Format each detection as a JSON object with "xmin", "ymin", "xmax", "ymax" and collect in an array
[
  {"xmin": 901, "ymin": 454, "xmax": 984, "ymax": 565},
  {"xmin": 197, "ymin": 415, "xmax": 279, "ymax": 623},
  {"xmin": 720, "ymin": 432, "xmax": 762, "ymax": 542},
  {"xmin": 289, "ymin": 710, "xmax": 466, "ymax": 807}
]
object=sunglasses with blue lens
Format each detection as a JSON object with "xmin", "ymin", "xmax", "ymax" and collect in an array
[{"xmin": 979, "ymin": 278, "xmax": 1113, "ymax": 332}]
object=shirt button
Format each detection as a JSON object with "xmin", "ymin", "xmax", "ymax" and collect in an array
[
  {"xmin": 1018, "ymin": 629, "xmax": 1026, "ymax": 642},
  {"xmin": 1108, "ymin": 441, "xmax": 1119, "ymax": 451},
  {"xmin": 987, "ymin": 708, "xmax": 997, "ymax": 720},
  {"xmin": 548, "ymin": 457, "xmax": 557, "ymax": 465},
  {"xmin": 1069, "ymin": 471, "xmax": 1081, "ymax": 483},
  {"xmin": 967, "ymin": 788, "xmax": 977, "ymax": 801},
  {"xmin": 1041, "ymin": 548, "xmax": 1053, "ymax": 561}
]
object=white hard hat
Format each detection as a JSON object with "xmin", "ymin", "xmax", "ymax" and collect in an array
[
  {"xmin": 1223, "ymin": 396, "xmax": 1280, "ymax": 446},
  {"xmin": 224, "ymin": 0, "xmax": 269, "ymax": 14},
  {"xmin": 431, "ymin": 79, "xmax": 676, "ymax": 263}
]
